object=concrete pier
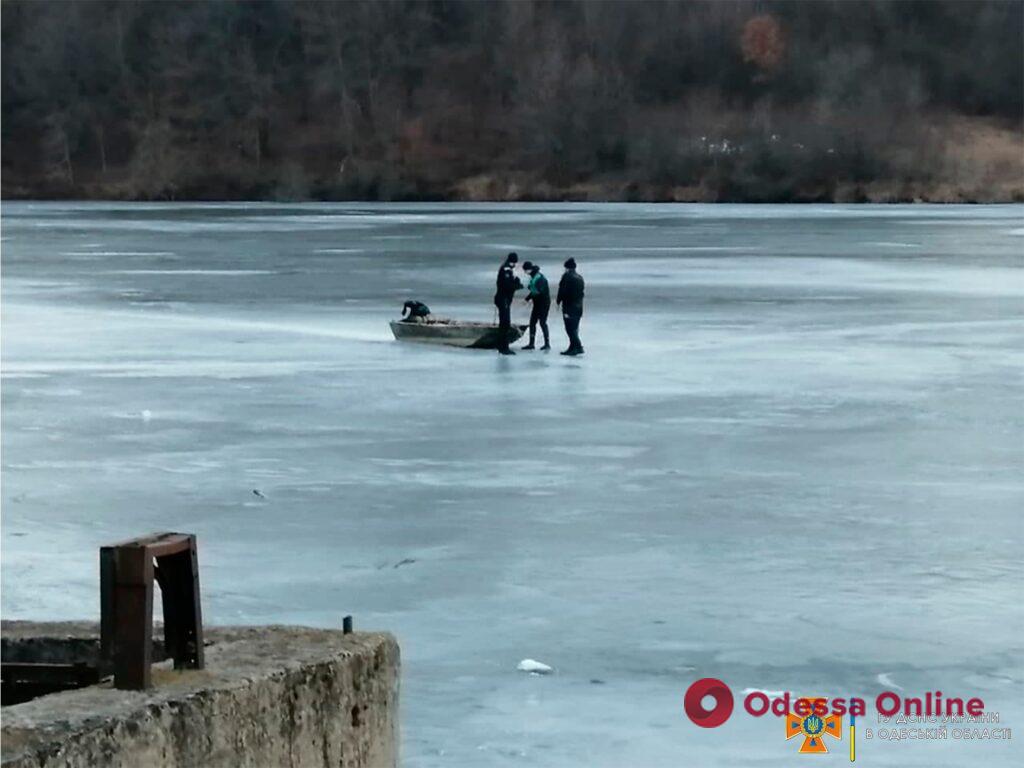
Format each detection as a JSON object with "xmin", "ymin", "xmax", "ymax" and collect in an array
[{"xmin": 1, "ymin": 621, "xmax": 399, "ymax": 768}]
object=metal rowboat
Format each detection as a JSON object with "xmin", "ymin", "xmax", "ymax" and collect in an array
[{"xmin": 389, "ymin": 319, "xmax": 525, "ymax": 349}]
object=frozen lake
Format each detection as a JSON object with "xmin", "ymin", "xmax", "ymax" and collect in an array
[{"xmin": 2, "ymin": 202, "xmax": 1022, "ymax": 766}]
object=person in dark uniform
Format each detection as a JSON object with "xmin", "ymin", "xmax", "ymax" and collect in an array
[
  {"xmin": 401, "ymin": 300, "xmax": 431, "ymax": 322},
  {"xmin": 556, "ymin": 257, "xmax": 585, "ymax": 355},
  {"xmin": 493, "ymin": 252, "xmax": 522, "ymax": 355},
  {"xmin": 521, "ymin": 261, "xmax": 550, "ymax": 350}
]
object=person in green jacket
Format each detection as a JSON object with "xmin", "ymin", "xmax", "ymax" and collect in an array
[{"xmin": 521, "ymin": 261, "xmax": 550, "ymax": 350}]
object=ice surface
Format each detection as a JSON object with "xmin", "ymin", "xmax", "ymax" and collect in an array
[{"xmin": 2, "ymin": 202, "xmax": 1022, "ymax": 766}]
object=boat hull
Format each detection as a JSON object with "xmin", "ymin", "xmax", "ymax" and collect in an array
[{"xmin": 390, "ymin": 320, "xmax": 524, "ymax": 349}]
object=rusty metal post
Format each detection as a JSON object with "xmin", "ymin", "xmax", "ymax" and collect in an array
[
  {"xmin": 156, "ymin": 536, "xmax": 204, "ymax": 669},
  {"xmin": 184, "ymin": 535, "xmax": 204, "ymax": 668},
  {"xmin": 113, "ymin": 544, "xmax": 153, "ymax": 690},
  {"xmin": 99, "ymin": 545, "xmax": 115, "ymax": 671}
]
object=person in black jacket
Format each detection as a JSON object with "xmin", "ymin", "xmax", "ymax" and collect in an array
[
  {"xmin": 401, "ymin": 300, "xmax": 431, "ymax": 322},
  {"xmin": 556, "ymin": 257, "xmax": 585, "ymax": 356},
  {"xmin": 493, "ymin": 252, "xmax": 522, "ymax": 355}
]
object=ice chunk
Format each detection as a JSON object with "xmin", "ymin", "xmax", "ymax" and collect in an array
[{"xmin": 517, "ymin": 659, "xmax": 553, "ymax": 675}]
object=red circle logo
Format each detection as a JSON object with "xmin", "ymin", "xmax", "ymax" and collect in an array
[{"xmin": 684, "ymin": 678, "xmax": 734, "ymax": 728}]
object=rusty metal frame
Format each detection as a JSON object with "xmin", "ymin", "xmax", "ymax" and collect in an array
[{"xmin": 99, "ymin": 532, "xmax": 204, "ymax": 690}]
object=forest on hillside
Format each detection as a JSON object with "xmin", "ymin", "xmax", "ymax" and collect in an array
[{"xmin": 2, "ymin": 0, "xmax": 1022, "ymax": 202}]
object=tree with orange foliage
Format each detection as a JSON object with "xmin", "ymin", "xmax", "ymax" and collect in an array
[{"xmin": 741, "ymin": 14, "xmax": 786, "ymax": 74}]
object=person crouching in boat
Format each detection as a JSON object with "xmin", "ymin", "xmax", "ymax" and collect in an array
[
  {"xmin": 401, "ymin": 300, "xmax": 432, "ymax": 323},
  {"xmin": 494, "ymin": 252, "xmax": 523, "ymax": 355},
  {"xmin": 521, "ymin": 261, "xmax": 550, "ymax": 350}
]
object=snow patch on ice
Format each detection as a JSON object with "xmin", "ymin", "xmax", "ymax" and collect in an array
[
  {"xmin": 742, "ymin": 688, "xmax": 789, "ymax": 697},
  {"xmin": 62, "ymin": 251, "xmax": 176, "ymax": 257},
  {"xmin": 108, "ymin": 269, "xmax": 274, "ymax": 276},
  {"xmin": 876, "ymin": 673, "xmax": 903, "ymax": 690},
  {"xmin": 548, "ymin": 445, "xmax": 647, "ymax": 459}
]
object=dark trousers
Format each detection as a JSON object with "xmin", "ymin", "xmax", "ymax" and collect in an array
[
  {"xmin": 528, "ymin": 299, "xmax": 550, "ymax": 346},
  {"xmin": 496, "ymin": 299, "xmax": 512, "ymax": 352},
  {"xmin": 563, "ymin": 309, "xmax": 583, "ymax": 352}
]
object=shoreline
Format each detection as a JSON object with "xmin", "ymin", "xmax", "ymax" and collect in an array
[{"xmin": 3, "ymin": 193, "xmax": 1023, "ymax": 205}]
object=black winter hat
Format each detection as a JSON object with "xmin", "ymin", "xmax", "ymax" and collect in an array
[
  {"xmin": 564, "ymin": 257, "xmax": 577, "ymax": 269},
  {"xmin": 522, "ymin": 261, "xmax": 535, "ymax": 272}
]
